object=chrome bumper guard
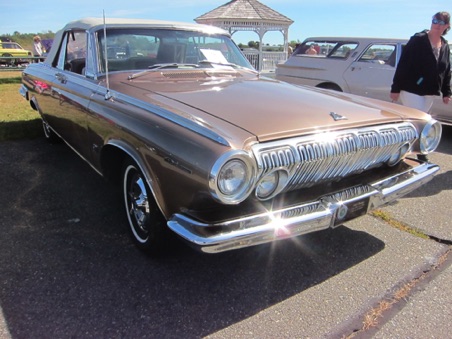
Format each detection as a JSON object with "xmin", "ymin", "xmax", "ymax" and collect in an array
[
  {"xmin": 19, "ymin": 84, "xmax": 28, "ymax": 99},
  {"xmin": 168, "ymin": 161, "xmax": 439, "ymax": 253}
]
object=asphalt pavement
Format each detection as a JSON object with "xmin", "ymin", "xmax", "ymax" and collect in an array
[{"xmin": 0, "ymin": 126, "xmax": 451, "ymax": 338}]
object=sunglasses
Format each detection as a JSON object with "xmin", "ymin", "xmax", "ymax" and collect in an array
[{"xmin": 432, "ymin": 18, "xmax": 447, "ymax": 25}]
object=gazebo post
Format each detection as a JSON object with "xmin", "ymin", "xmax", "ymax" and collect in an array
[
  {"xmin": 283, "ymin": 29, "xmax": 289, "ymax": 56},
  {"xmin": 195, "ymin": 0, "xmax": 293, "ymax": 72},
  {"xmin": 258, "ymin": 24, "xmax": 264, "ymax": 71}
]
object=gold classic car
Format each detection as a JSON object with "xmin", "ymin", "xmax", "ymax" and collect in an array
[{"xmin": 20, "ymin": 18, "xmax": 442, "ymax": 254}]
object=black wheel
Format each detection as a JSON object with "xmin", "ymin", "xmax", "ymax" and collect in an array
[
  {"xmin": 122, "ymin": 159, "xmax": 173, "ymax": 254},
  {"xmin": 317, "ymin": 83, "xmax": 342, "ymax": 92},
  {"xmin": 1, "ymin": 53, "xmax": 13, "ymax": 66},
  {"xmin": 42, "ymin": 120, "xmax": 60, "ymax": 143}
]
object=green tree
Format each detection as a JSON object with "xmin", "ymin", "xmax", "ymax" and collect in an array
[{"xmin": 248, "ymin": 41, "xmax": 259, "ymax": 49}]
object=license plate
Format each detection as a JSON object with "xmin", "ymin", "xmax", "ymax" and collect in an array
[{"xmin": 334, "ymin": 197, "xmax": 370, "ymax": 226}]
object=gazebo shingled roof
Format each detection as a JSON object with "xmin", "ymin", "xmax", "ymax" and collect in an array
[
  {"xmin": 195, "ymin": 0, "xmax": 293, "ymax": 24},
  {"xmin": 195, "ymin": 0, "xmax": 293, "ymax": 71}
]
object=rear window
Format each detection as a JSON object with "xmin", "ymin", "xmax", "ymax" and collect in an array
[{"xmin": 293, "ymin": 40, "xmax": 358, "ymax": 59}]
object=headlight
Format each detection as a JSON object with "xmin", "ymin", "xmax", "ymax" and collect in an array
[
  {"xmin": 420, "ymin": 120, "xmax": 442, "ymax": 154},
  {"xmin": 256, "ymin": 171, "xmax": 279, "ymax": 199},
  {"xmin": 210, "ymin": 151, "xmax": 256, "ymax": 204},
  {"xmin": 388, "ymin": 143, "xmax": 411, "ymax": 166},
  {"xmin": 255, "ymin": 170, "xmax": 289, "ymax": 200},
  {"xmin": 218, "ymin": 160, "xmax": 248, "ymax": 195}
]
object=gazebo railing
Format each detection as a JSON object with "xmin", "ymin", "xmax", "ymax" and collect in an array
[{"xmin": 242, "ymin": 51, "xmax": 287, "ymax": 72}]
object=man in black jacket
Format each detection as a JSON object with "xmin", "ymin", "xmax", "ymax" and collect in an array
[{"xmin": 390, "ymin": 11, "xmax": 451, "ymax": 113}]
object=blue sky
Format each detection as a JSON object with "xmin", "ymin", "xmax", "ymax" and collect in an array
[{"xmin": 1, "ymin": 0, "xmax": 451, "ymax": 45}]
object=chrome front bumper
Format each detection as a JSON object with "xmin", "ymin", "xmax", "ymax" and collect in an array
[{"xmin": 168, "ymin": 160, "xmax": 439, "ymax": 253}]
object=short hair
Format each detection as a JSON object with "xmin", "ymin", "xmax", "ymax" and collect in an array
[{"xmin": 433, "ymin": 11, "xmax": 451, "ymax": 35}]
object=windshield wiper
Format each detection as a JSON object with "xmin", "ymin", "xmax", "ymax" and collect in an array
[{"xmin": 128, "ymin": 63, "xmax": 199, "ymax": 80}]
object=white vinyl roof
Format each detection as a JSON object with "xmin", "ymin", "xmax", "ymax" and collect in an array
[
  {"xmin": 45, "ymin": 17, "xmax": 229, "ymax": 65},
  {"xmin": 58, "ymin": 17, "xmax": 228, "ymax": 33}
]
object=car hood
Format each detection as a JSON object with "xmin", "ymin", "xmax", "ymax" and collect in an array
[{"xmin": 111, "ymin": 70, "xmax": 427, "ymax": 142}]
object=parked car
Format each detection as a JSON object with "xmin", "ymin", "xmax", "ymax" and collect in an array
[
  {"xmin": 0, "ymin": 41, "xmax": 32, "ymax": 66},
  {"xmin": 20, "ymin": 19, "xmax": 441, "ymax": 255},
  {"xmin": 276, "ymin": 37, "xmax": 452, "ymax": 125}
]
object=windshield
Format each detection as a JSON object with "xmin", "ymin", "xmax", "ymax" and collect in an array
[{"xmin": 97, "ymin": 28, "xmax": 254, "ymax": 73}]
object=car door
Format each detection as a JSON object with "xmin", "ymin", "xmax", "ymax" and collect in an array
[
  {"xmin": 44, "ymin": 30, "xmax": 95, "ymax": 160},
  {"xmin": 342, "ymin": 43, "xmax": 401, "ymax": 102}
]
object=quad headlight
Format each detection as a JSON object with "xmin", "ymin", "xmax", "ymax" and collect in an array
[
  {"xmin": 210, "ymin": 151, "xmax": 291, "ymax": 203},
  {"xmin": 387, "ymin": 142, "xmax": 411, "ymax": 166},
  {"xmin": 420, "ymin": 119, "xmax": 442, "ymax": 154},
  {"xmin": 255, "ymin": 170, "xmax": 289, "ymax": 200},
  {"xmin": 256, "ymin": 171, "xmax": 279, "ymax": 199},
  {"xmin": 210, "ymin": 151, "xmax": 256, "ymax": 204},
  {"xmin": 218, "ymin": 159, "xmax": 249, "ymax": 195}
]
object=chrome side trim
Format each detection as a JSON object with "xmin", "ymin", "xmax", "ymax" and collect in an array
[
  {"xmin": 168, "ymin": 160, "xmax": 439, "ymax": 253},
  {"xmin": 95, "ymin": 90, "xmax": 230, "ymax": 147}
]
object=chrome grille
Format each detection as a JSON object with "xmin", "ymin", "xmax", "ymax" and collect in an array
[
  {"xmin": 252, "ymin": 123, "xmax": 418, "ymax": 192},
  {"xmin": 279, "ymin": 202, "xmax": 323, "ymax": 219}
]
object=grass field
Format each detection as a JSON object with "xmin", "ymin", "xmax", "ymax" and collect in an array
[
  {"xmin": 0, "ymin": 70, "xmax": 23, "ymax": 79},
  {"xmin": 0, "ymin": 71, "xmax": 42, "ymax": 141}
]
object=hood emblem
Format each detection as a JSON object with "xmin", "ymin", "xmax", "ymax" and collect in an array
[{"xmin": 330, "ymin": 112, "xmax": 348, "ymax": 121}]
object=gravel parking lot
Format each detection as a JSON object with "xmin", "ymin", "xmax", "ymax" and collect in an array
[{"xmin": 0, "ymin": 126, "xmax": 451, "ymax": 338}]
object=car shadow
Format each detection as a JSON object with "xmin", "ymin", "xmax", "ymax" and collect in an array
[
  {"xmin": 436, "ymin": 125, "xmax": 452, "ymax": 154},
  {"xmin": 0, "ymin": 138, "xmax": 385, "ymax": 338},
  {"xmin": 403, "ymin": 169, "xmax": 452, "ymax": 198},
  {"xmin": 402, "ymin": 126, "xmax": 452, "ymax": 198}
]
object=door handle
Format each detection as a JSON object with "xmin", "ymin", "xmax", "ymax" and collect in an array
[{"xmin": 55, "ymin": 72, "xmax": 67, "ymax": 84}]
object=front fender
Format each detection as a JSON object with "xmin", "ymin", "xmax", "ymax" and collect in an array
[{"xmin": 102, "ymin": 139, "xmax": 167, "ymax": 218}]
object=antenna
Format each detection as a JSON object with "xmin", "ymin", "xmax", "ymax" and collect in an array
[{"xmin": 103, "ymin": 10, "xmax": 112, "ymax": 100}]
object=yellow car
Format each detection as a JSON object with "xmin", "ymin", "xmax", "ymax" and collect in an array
[{"xmin": 0, "ymin": 41, "xmax": 32, "ymax": 65}]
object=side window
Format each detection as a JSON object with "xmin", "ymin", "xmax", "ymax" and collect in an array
[
  {"xmin": 293, "ymin": 41, "xmax": 358, "ymax": 59},
  {"xmin": 294, "ymin": 42, "xmax": 326, "ymax": 56},
  {"xmin": 359, "ymin": 44, "xmax": 396, "ymax": 66},
  {"xmin": 328, "ymin": 43, "xmax": 358, "ymax": 59},
  {"xmin": 55, "ymin": 31, "xmax": 87, "ymax": 75}
]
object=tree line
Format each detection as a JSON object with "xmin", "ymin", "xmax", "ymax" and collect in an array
[
  {"xmin": 237, "ymin": 40, "xmax": 300, "ymax": 51},
  {"xmin": 1, "ymin": 31, "xmax": 55, "ymax": 51},
  {"xmin": 2, "ymin": 32, "xmax": 299, "ymax": 53}
]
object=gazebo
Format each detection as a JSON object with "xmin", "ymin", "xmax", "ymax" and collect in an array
[{"xmin": 195, "ymin": 0, "xmax": 293, "ymax": 71}]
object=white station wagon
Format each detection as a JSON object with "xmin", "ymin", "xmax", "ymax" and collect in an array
[{"xmin": 276, "ymin": 37, "xmax": 452, "ymax": 125}]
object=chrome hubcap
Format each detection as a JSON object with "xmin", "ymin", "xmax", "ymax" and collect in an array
[
  {"xmin": 125, "ymin": 165, "xmax": 150, "ymax": 242},
  {"xmin": 129, "ymin": 176, "xmax": 149, "ymax": 231}
]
